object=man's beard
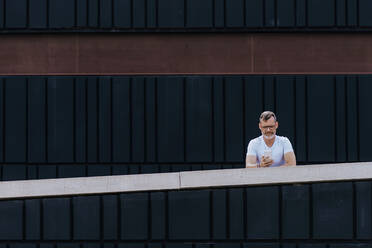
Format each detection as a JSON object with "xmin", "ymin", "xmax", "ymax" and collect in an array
[{"xmin": 263, "ymin": 133, "xmax": 275, "ymax": 139}]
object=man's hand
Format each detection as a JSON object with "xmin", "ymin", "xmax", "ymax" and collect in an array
[{"xmin": 259, "ymin": 156, "xmax": 273, "ymax": 167}]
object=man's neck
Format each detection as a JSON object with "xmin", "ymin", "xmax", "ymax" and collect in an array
[{"xmin": 263, "ymin": 135, "xmax": 276, "ymax": 147}]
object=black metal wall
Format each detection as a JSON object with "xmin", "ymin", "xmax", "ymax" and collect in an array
[
  {"xmin": 1, "ymin": 0, "xmax": 372, "ymax": 31},
  {"xmin": 0, "ymin": 180, "xmax": 371, "ymax": 247},
  {"xmin": 0, "ymin": 75, "xmax": 371, "ymax": 180}
]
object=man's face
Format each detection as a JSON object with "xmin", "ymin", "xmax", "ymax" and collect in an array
[{"xmin": 259, "ymin": 116, "xmax": 278, "ymax": 139}]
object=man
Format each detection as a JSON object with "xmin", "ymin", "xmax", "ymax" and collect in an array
[{"xmin": 246, "ymin": 111, "xmax": 296, "ymax": 168}]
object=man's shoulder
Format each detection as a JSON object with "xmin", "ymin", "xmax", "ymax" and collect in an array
[
  {"xmin": 249, "ymin": 136, "xmax": 263, "ymax": 145},
  {"xmin": 276, "ymin": 135, "xmax": 291, "ymax": 144}
]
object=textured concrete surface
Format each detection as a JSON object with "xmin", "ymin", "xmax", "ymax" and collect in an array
[{"xmin": 0, "ymin": 162, "xmax": 372, "ymax": 199}]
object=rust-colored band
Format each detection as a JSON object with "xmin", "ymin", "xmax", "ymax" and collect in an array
[{"xmin": 0, "ymin": 34, "xmax": 372, "ymax": 75}]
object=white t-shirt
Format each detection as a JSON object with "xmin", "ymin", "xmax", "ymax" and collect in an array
[{"xmin": 246, "ymin": 135, "xmax": 294, "ymax": 167}]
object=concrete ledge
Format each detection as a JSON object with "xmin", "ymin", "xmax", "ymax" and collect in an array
[
  {"xmin": 180, "ymin": 162, "xmax": 372, "ymax": 189},
  {"xmin": 0, "ymin": 162, "xmax": 371, "ymax": 199}
]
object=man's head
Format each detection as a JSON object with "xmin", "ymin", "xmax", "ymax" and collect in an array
[{"xmin": 259, "ymin": 111, "xmax": 278, "ymax": 140}]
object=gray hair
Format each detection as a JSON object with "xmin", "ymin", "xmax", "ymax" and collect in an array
[{"xmin": 259, "ymin": 111, "xmax": 277, "ymax": 122}]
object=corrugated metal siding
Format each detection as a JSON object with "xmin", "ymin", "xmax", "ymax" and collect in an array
[
  {"xmin": 0, "ymin": 181, "xmax": 370, "ymax": 245},
  {"xmin": 0, "ymin": 75, "xmax": 371, "ymax": 180},
  {"xmin": 1, "ymin": 0, "xmax": 372, "ymax": 32}
]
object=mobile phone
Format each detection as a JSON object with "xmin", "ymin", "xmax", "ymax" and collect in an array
[{"xmin": 263, "ymin": 150, "xmax": 272, "ymax": 160}]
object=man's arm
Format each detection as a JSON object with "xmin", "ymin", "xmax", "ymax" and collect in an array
[
  {"xmin": 283, "ymin": 151, "xmax": 296, "ymax": 166},
  {"xmin": 246, "ymin": 155, "xmax": 257, "ymax": 168}
]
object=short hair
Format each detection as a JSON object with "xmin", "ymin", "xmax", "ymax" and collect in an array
[{"xmin": 259, "ymin": 111, "xmax": 277, "ymax": 122}]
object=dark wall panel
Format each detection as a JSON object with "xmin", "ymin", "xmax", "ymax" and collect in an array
[
  {"xmin": 103, "ymin": 195, "xmax": 118, "ymax": 240},
  {"xmin": 336, "ymin": 0, "xmax": 346, "ymax": 27},
  {"xmin": 265, "ymin": 0, "xmax": 276, "ymax": 27},
  {"xmin": 0, "ymin": 79, "xmax": 3, "ymax": 162},
  {"xmin": 169, "ymin": 190, "xmax": 210, "ymax": 240},
  {"xmin": 0, "ymin": 181, "xmax": 371, "ymax": 245},
  {"xmin": 100, "ymin": 0, "xmax": 112, "ymax": 28},
  {"xmin": 276, "ymin": 76, "xmax": 295, "ymax": 147},
  {"xmin": 246, "ymin": 187, "xmax": 279, "ymax": 239},
  {"xmin": 133, "ymin": 0, "xmax": 145, "ymax": 28},
  {"xmin": 151, "ymin": 192, "xmax": 166, "ymax": 240},
  {"xmin": 120, "ymin": 193, "xmax": 149, "ymax": 240},
  {"xmin": 157, "ymin": 77, "xmax": 184, "ymax": 162},
  {"xmin": 132, "ymin": 78, "xmax": 145, "ymax": 162},
  {"xmin": 335, "ymin": 76, "xmax": 346, "ymax": 162},
  {"xmin": 113, "ymin": 0, "xmax": 131, "ymax": 28},
  {"xmin": 29, "ymin": 0, "xmax": 47, "ymax": 28},
  {"xmin": 346, "ymin": 76, "xmax": 359, "ymax": 161},
  {"xmin": 43, "ymin": 198, "xmax": 71, "ymax": 240},
  {"xmin": 308, "ymin": 0, "xmax": 335, "ymax": 27},
  {"xmin": 348, "ymin": 0, "xmax": 358, "ymax": 26},
  {"xmin": 75, "ymin": 78, "xmax": 87, "ymax": 163},
  {"xmin": 25, "ymin": 199, "xmax": 41, "ymax": 240},
  {"xmin": 296, "ymin": 0, "xmax": 306, "ymax": 27},
  {"xmin": 87, "ymin": 78, "xmax": 98, "ymax": 162},
  {"xmin": 186, "ymin": 0, "xmax": 213, "ymax": 28},
  {"xmin": 212, "ymin": 189, "xmax": 227, "ymax": 239},
  {"xmin": 0, "ymin": 75, "xmax": 370, "ymax": 179},
  {"xmin": 360, "ymin": 0, "xmax": 372, "ymax": 26},
  {"xmin": 145, "ymin": 78, "xmax": 157, "ymax": 162},
  {"xmin": 5, "ymin": 0, "xmax": 27, "ymax": 28},
  {"xmin": 0, "ymin": 0, "xmax": 372, "ymax": 31},
  {"xmin": 77, "ymin": 0, "xmax": 87, "ymax": 27},
  {"xmin": 355, "ymin": 182, "xmax": 372, "ymax": 239},
  {"xmin": 88, "ymin": 0, "xmax": 99, "ymax": 27},
  {"xmin": 229, "ymin": 188, "xmax": 244, "ymax": 239},
  {"xmin": 98, "ymin": 78, "xmax": 112, "ymax": 162},
  {"xmin": 213, "ymin": 77, "xmax": 225, "ymax": 162},
  {"xmin": 307, "ymin": 76, "xmax": 335, "ymax": 162},
  {"xmin": 312, "ymin": 182, "xmax": 353, "ymax": 239},
  {"xmin": 49, "ymin": 0, "xmax": 75, "ymax": 28},
  {"xmin": 0, "ymin": 200, "xmax": 23, "ymax": 240},
  {"xmin": 226, "ymin": 0, "xmax": 245, "ymax": 27},
  {"xmin": 73, "ymin": 196, "xmax": 100, "ymax": 240},
  {"xmin": 2, "ymin": 165, "xmax": 26, "ymax": 181},
  {"xmin": 112, "ymin": 77, "xmax": 130, "ymax": 162},
  {"xmin": 244, "ymin": 76, "xmax": 263, "ymax": 152},
  {"xmin": 28, "ymin": 77, "xmax": 46, "ymax": 163},
  {"xmin": 277, "ymin": 0, "xmax": 295, "ymax": 27},
  {"xmin": 0, "ymin": 0, "xmax": 3, "ymax": 28},
  {"xmin": 186, "ymin": 77, "xmax": 213, "ymax": 162},
  {"xmin": 225, "ymin": 77, "xmax": 244, "ymax": 162},
  {"xmin": 5, "ymin": 78, "xmax": 27, "ymax": 162},
  {"xmin": 282, "ymin": 185, "xmax": 310, "ymax": 239},
  {"xmin": 146, "ymin": 0, "xmax": 157, "ymax": 28},
  {"xmin": 47, "ymin": 78, "xmax": 74, "ymax": 162},
  {"xmin": 158, "ymin": 0, "xmax": 184, "ymax": 28},
  {"xmin": 358, "ymin": 76, "xmax": 372, "ymax": 161}
]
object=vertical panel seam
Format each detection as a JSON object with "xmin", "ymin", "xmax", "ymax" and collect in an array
[
  {"xmin": 73, "ymin": 78, "xmax": 76, "ymax": 163},
  {"xmin": 26, "ymin": 78, "xmax": 29, "ymax": 163},
  {"xmin": 305, "ymin": 76, "xmax": 309, "ymax": 162},
  {"xmin": 353, "ymin": 181, "xmax": 357, "ymax": 239},
  {"xmin": 144, "ymin": 77, "xmax": 147, "ymax": 162},
  {"xmin": 334, "ymin": 76, "xmax": 337, "ymax": 162},
  {"xmin": 356, "ymin": 76, "xmax": 360, "ymax": 161},
  {"xmin": 129, "ymin": 77, "xmax": 133, "ymax": 163},
  {"xmin": 97, "ymin": 77, "xmax": 100, "ymax": 163},
  {"xmin": 183, "ymin": 77, "xmax": 187, "ymax": 162},
  {"xmin": 3, "ymin": 78, "xmax": 6, "ymax": 162},
  {"xmin": 211, "ymin": 77, "xmax": 215, "ymax": 163},
  {"xmin": 110, "ymin": 77, "xmax": 114, "ymax": 163},
  {"xmin": 345, "ymin": 76, "xmax": 349, "ymax": 161},
  {"xmin": 155, "ymin": 77, "xmax": 158, "ymax": 163},
  {"xmin": 26, "ymin": 0, "xmax": 29, "ymax": 28},
  {"xmin": 222, "ymin": 77, "xmax": 226, "ymax": 162}
]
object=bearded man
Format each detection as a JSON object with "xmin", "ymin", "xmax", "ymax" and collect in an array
[{"xmin": 245, "ymin": 111, "xmax": 296, "ymax": 168}]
